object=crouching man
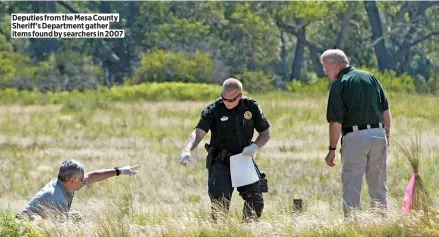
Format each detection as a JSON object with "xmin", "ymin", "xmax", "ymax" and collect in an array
[{"xmin": 19, "ymin": 159, "xmax": 139, "ymax": 221}]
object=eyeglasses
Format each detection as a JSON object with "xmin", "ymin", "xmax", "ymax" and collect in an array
[
  {"xmin": 221, "ymin": 93, "xmax": 241, "ymax": 103},
  {"xmin": 323, "ymin": 61, "xmax": 336, "ymax": 72}
]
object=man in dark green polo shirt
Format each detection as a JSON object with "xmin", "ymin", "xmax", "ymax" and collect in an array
[{"xmin": 320, "ymin": 49, "xmax": 392, "ymax": 218}]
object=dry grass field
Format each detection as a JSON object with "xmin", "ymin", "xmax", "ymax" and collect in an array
[{"xmin": 0, "ymin": 91, "xmax": 439, "ymax": 236}]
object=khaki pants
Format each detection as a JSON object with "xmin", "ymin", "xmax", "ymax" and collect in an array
[{"xmin": 341, "ymin": 128, "xmax": 388, "ymax": 217}]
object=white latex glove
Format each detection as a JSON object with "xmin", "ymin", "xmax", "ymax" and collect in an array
[
  {"xmin": 242, "ymin": 143, "xmax": 258, "ymax": 157},
  {"xmin": 120, "ymin": 164, "xmax": 140, "ymax": 176},
  {"xmin": 179, "ymin": 152, "xmax": 192, "ymax": 166}
]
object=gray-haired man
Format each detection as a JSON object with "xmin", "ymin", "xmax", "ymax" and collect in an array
[
  {"xmin": 321, "ymin": 49, "xmax": 391, "ymax": 217},
  {"xmin": 20, "ymin": 159, "xmax": 139, "ymax": 220}
]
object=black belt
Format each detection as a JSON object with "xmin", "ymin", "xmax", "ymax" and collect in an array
[{"xmin": 342, "ymin": 122, "xmax": 383, "ymax": 136}]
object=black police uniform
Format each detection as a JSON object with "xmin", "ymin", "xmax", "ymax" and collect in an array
[{"xmin": 196, "ymin": 96, "xmax": 270, "ymax": 221}]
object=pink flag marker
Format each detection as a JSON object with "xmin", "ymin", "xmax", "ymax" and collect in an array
[{"xmin": 402, "ymin": 173, "xmax": 418, "ymax": 213}]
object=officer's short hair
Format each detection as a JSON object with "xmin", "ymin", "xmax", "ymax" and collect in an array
[
  {"xmin": 57, "ymin": 159, "xmax": 84, "ymax": 182},
  {"xmin": 222, "ymin": 78, "xmax": 242, "ymax": 93},
  {"xmin": 320, "ymin": 49, "xmax": 349, "ymax": 65}
]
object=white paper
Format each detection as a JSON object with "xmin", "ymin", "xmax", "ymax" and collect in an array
[{"xmin": 230, "ymin": 153, "xmax": 259, "ymax": 188}]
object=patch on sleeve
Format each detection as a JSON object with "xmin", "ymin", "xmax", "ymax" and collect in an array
[{"xmin": 202, "ymin": 102, "xmax": 216, "ymax": 116}]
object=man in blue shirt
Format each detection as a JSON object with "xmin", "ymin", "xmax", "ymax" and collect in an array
[{"xmin": 20, "ymin": 159, "xmax": 139, "ymax": 220}]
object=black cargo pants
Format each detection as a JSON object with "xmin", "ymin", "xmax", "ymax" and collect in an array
[{"xmin": 208, "ymin": 161, "xmax": 264, "ymax": 222}]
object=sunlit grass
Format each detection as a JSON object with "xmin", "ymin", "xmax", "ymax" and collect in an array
[{"xmin": 0, "ymin": 91, "xmax": 439, "ymax": 236}]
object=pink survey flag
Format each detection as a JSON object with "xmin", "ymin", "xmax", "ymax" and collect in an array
[{"xmin": 402, "ymin": 173, "xmax": 418, "ymax": 213}]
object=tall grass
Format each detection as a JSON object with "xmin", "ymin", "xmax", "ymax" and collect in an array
[{"xmin": 0, "ymin": 90, "xmax": 438, "ymax": 236}]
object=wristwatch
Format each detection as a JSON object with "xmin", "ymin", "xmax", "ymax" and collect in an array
[{"xmin": 328, "ymin": 146, "xmax": 336, "ymax": 151}]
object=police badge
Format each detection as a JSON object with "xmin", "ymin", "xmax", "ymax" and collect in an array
[{"xmin": 244, "ymin": 111, "xmax": 252, "ymax": 120}]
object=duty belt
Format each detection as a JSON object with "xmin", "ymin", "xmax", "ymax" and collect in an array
[{"xmin": 215, "ymin": 149, "xmax": 233, "ymax": 165}]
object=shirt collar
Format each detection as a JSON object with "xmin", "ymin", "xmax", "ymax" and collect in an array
[{"xmin": 337, "ymin": 65, "xmax": 354, "ymax": 80}]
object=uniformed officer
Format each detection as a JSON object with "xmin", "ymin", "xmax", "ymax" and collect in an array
[
  {"xmin": 20, "ymin": 159, "xmax": 139, "ymax": 220},
  {"xmin": 321, "ymin": 49, "xmax": 392, "ymax": 217},
  {"xmin": 179, "ymin": 78, "xmax": 271, "ymax": 222}
]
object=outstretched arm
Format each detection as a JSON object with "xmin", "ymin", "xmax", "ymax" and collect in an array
[{"xmin": 86, "ymin": 165, "xmax": 139, "ymax": 184}]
